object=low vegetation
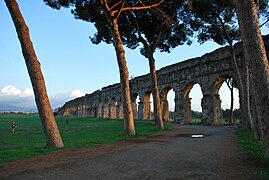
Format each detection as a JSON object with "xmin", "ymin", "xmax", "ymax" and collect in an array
[
  {"xmin": 236, "ymin": 126, "xmax": 269, "ymax": 178},
  {"xmin": 170, "ymin": 109, "xmax": 241, "ymax": 125},
  {"xmin": 0, "ymin": 114, "xmax": 170, "ymax": 162}
]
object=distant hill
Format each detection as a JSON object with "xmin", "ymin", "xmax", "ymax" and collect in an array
[{"xmin": 0, "ymin": 104, "xmax": 37, "ymax": 113}]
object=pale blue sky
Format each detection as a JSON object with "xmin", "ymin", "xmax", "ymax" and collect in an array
[{"xmin": 0, "ymin": 1, "xmax": 268, "ymax": 111}]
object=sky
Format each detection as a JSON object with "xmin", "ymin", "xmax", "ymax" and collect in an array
[{"xmin": 1, "ymin": 1, "xmax": 269, "ymax": 112}]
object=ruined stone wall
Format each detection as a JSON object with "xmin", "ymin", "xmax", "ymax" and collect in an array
[{"xmin": 58, "ymin": 35, "xmax": 269, "ymax": 125}]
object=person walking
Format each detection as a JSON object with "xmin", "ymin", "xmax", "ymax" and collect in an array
[{"xmin": 11, "ymin": 121, "xmax": 17, "ymax": 133}]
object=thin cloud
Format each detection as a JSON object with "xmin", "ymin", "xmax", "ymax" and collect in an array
[
  {"xmin": 50, "ymin": 89, "xmax": 85, "ymax": 109},
  {"xmin": 0, "ymin": 85, "xmax": 85, "ymax": 110},
  {"xmin": 0, "ymin": 85, "xmax": 34, "ymax": 97},
  {"xmin": 0, "ymin": 85, "xmax": 35, "ymax": 109},
  {"xmin": 70, "ymin": 89, "xmax": 85, "ymax": 98}
]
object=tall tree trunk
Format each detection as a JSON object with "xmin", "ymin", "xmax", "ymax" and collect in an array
[
  {"xmin": 249, "ymin": 79, "xmax": 263, "ymax": 138},
  {"xmin": 226, "ymin": 78, "xmax": 234, "ymax": 125},
  {"xmin": 5, "ymin": 0, "xmax": 63, "ymax": 147},
  {"xmin": 241, "ymin": 54, "xmax": 253, "ymax": 130},
  {"xmin": 130, "ymin": 12, "xmax": 164, "ymax": 130},
  {"xmin": 221, "ymin": 16, "xmax": 253, "ymax": 129},
  {"xmin": 229, "ymin": 45, "xmax": 243, "ymax": 98},
  {"xmin": 230, "ymin": 83, "xmax": 234, "ymax": 125},
  {"xmin": 234, "ymin": 0, "xmax": 269, "ymax": 154},
  {"xmin": 105, "ymin": 16, "xmax": 135, "ymax": 135},
  {"xmin": 148, "ymin": 53, "xmax": 164, "ymax": 130},
  {"xmin": 228, "ymin": 43, "xmax": 246, "ymax": 126}
]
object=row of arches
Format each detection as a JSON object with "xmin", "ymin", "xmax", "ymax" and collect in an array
[{"xmin": 93, "ymin": 76, "xmax": 239, "ymax": 125}]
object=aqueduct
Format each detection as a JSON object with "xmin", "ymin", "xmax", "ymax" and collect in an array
[{"xmin": 58, "ymin": 35, "xmax": 269, "ymax": 125}]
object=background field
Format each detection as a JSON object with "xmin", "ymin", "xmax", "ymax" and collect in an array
[{"xmin": 0, "ymin": 114, "xmax": 167, "ymax": 162}]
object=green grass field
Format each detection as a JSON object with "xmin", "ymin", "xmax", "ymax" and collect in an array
[
  {"xmin": 236, "ymin": 126, "xmax": 269, "ymax": 178},
  {"xmin": 0, "ymin": 114, "xmax": 168, "ymax": 162}
]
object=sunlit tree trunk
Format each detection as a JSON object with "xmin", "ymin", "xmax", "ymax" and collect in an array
[
  {"xmin": 234, "ymin": 0, "xmax": 269, "ymax": 154},
  {"xmin": 130, "ymin": 12, "xmax": 164, "ymax": 130},
  {"xmin": 147, "ymin": 53, "xmax": 164, "ymax": 130},
  {"xmin": 5, "ymin": 0, "xmax": 64, "ymax": 147},
  {"xmin": 101, "ymin": 2, "xmax": 135, "ymax": 135},
  {"xmin": 110, "ymin": 20, "xmax": 135, "ymax": 135}
]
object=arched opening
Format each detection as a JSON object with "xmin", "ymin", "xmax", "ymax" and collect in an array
[
  {"xmin": 183, "ymin": 82, "xmax": 203, "ymax": 124},
  {"xmin": 160, "ymin": 87, "xmax": 175, "ymax": 121},
  {"xmin": 87, "ymin": 103, "xmax": 95, "ymax": 117},
  {"xmin": 189, "ymin": 84, "xmax": 203, "ymax": 124},
  {"xmin": 150, "ymin": 93, "xmax": 153, "ymax": 120},
  {"xmin": 216, "ymin": 77, "xmax": 240, "ymax": 125}
]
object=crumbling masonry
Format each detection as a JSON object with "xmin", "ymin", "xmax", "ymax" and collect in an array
[{"xmin": 58, "ymin": 35, "xmax": 269, "ymax": 125}]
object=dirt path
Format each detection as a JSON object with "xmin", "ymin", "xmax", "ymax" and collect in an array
[{"xmin": 0, "ymin": 124, "xmax": 259, "ymax": 180}]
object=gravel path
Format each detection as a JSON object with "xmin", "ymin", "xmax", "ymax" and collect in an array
[{"xmin": 0, "ymin": 124, "xmax": 259, "ymax": 180}]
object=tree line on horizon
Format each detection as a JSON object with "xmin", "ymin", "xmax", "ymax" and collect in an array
[{"xmin": 4, "ymin": 0, "xmax": 269, "ymax": 155}]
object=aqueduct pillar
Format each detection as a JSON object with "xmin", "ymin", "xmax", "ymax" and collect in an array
[
  {"xmin": 116, "ymin": 102, "xmax": 124, "ymax": 119},
  {"xmin": 131, "ymin": 96, "xmax": 138, "ymax": 119},
  {"xmin": 108, "ymin": 104, "xmax": 116, "ymax": 119},
  {"xmin": 174, "ymin": 90, "xmax": 192, "ymax": 124},
  {"xmin": 161, "ymin": 98, "xmax": 169, "ymax": 121},
  {"xmin": 97, "ymin": 101, "xmax": 102, "ymax": 118},
  {"xmin": 102, "ymin": 101, "xmax": 109, "ymax": 118},
  {"xmin": 138, "ymin": 93, "xmax": 151, "ymax": 120},
  {"xmin": 201, "ymin": 93, "xmax": 222, "ymax": 125},
  {"xmin": 78, "ymin": 105, "xmax": 87, "ymax": 117}
]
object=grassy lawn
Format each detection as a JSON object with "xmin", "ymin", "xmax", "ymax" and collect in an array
[
  {"xmin": 236, "ymin": 126, "xmax": 269, "ymax": 179},
  {"xmin": 0, "ymin": 114, "xmax": 169, "ymax": 162}
]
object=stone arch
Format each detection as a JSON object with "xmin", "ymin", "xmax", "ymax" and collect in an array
[
  {"xmin": 200, "ymin": 76, "xmax": 229, "ymax": 125},
  {"xmin": 87, "ymin": 103, "xmax": 96, "ymax": 117},
  {"xmin": 212, "ymin": 76, "xmax": 230, "ymax": 125},
  {"xmin": 214, "ymin": 76, "xmax": 240, "ymax": 124},
  {"xmin": 102, "ymin": 98, "xmax": 109, "ymax": 118},
  {"xmin": 213, "ymin": 77, "xmax": 229, "ymax": 94},
  {"xmin": 182, "ymin": 82, "xmax": 202, "ymax": 124},
  {"xmin": 109, "ymin": 97, "xmax": 117, "ymax": 119}
]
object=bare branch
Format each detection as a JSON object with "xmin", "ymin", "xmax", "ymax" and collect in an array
[
  {"xmin": 152, "ymin": 22, "xmax": 163, "ymax": 50},
  {"xmin": 130, "ymin": 11, "xmax": 148, "ymax": 48},
  {"xmin": 101, "ymin": 0, "xmax": 111, "ymax": 12},
  {"xmin": 215, "ymin": 13, "xmax": 233, "ymax": 46},
  {"xmin": 260, "ymin": 18, "xmax": 269, "ymax": 28},
  {"xmin": 100, "ymin": 0, "xmax": 112, "ymax": 21},
  {"xmin": 111, "ymin": 1, "xmax": 122, "ymax": 10},
  {"xmin": 121, "ymin": 0, "xmax": 165, "ymax": 12},
  {"xmin": 115, "ymin": 0, "xmax": 126, "ymax": 20},
  {"xmin": 225, "ymin": 79, "xmax": 232, "ymax": 90},
  {"xmin": 138, "ymin": 0, "xmax": 146, "ymax": 7}
]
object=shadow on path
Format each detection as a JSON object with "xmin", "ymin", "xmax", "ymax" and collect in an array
[{"xmin": 0, "ymin": 124, "xmax": 259, "ymax": 180}]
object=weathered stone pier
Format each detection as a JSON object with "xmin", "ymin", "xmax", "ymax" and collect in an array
[{"xmin": 58, "ymin": 35, "xmax": 269, "ymax": 125}]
